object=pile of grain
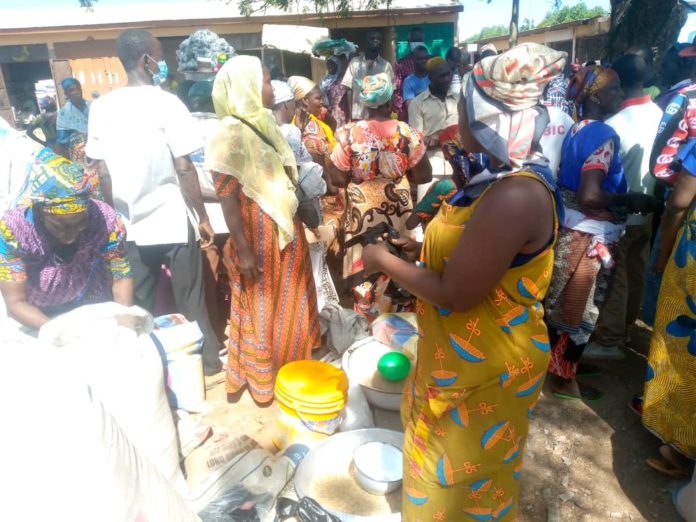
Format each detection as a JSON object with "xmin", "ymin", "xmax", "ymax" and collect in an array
[{"xmin": 308, "ymin": 464, "xmax": 401, "ymax": 517}]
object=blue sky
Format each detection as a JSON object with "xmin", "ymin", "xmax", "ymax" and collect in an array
[{"xmin": 4, "ymin": 0, "xmax": 612, "ymax": 40}]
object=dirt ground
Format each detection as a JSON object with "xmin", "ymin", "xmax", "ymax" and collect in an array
[{"xmin": 197, "ymin": 320, "xmax": 685, "ymax": 522}]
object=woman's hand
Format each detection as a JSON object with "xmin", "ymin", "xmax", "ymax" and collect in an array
[
  {"xmin": 628, "ymin": 193, "xmax": 660, "ymax": 214},
  {"xmin": 390, "ymin": 237, "xmax": 422, "ymax": 262},
  {"xmin": 362, "ymin": 242, "xmax": 390, "ymax": 276},
  {"xmin": 230, "ymin": 244, "xmax": 262, "ymax": 282}
]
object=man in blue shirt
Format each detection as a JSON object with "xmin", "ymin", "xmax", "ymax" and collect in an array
[{"xmin": 401, "ymin": 46, "xmax": 430, "ymax": 109}]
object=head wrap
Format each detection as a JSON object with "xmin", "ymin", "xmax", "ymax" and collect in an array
[
  {"xmin": 358, "ymin": 73, "xmax": 394, "ymax": 109},
  {"xmin": 480, "ymin": 43, "xmax": 498, "ymax": 57},
  {"xmin": 427, "ymin": 56, "xmax": 448, "ymax": 72},
  {"xmin": 207, "ymin": 55, "xmax": 298, "ymax": 249},
  {"xmin": 465, "ymin": 42, "xmax": 567, "ymax": 167},
  {"xmin": 17, "ymin": 147, "xmax": 90, "ymax": 214},
  {"xmin": 272, "ymin": 80, "xmax": 294, "ymax": 105},
  {"xmin": 188, "ymin": 80, "xmax": 213, "ymax": 100},
  {"xmin": 566, "ymin": 65, "xmax": 618, "ymax": 118},
  {"xmin": 61, "ymin": 77, "xmax": 79, "ymax": 91},
  {"xmin": 287, "ymin": 76, "xmax": 317, "ymax": 101}
]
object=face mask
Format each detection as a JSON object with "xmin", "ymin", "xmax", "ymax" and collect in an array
[
  {"xmin": 147, "ymin": 56, "xmax": 168, "ymax": 86},
  {"xmin": 410, "ymin": 42, "xmax": 425, "ymax": 52}
]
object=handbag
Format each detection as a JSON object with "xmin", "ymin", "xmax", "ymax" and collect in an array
[{"xmin": 234, "ymin": 115, "xmax": 322, "ymax": 228}]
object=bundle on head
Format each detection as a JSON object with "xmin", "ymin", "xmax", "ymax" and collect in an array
[{"xmin": 176, "ymin": 29, "xmax": 235, "ymax": 72}]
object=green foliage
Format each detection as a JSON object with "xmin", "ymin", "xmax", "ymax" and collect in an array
[
  {"xmin": 234, "ymin": 0, "xmax": 390, "ymax": 17},
  {"xmin": 465, "ymin": 24, "xmax": 509, "ymax": 42},
  {"xmin": 537, "ymin": 2, "xmax": 607, "ymax": 28},
  {"xmin": 520, "ymin": 17, "xmax": 535, "ymax": 31}
]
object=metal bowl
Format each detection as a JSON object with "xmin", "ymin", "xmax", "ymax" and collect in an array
[
  {"xmin": 353, "ymin": 441, "xmax": 403, "ymax": 495},
  {"xmin": 294, "ymin": 428, "xmax": 403, "ymax": 522},
  {"xmin": 342, "ymin": 337, "xmax": 405, "ymax": 411}
]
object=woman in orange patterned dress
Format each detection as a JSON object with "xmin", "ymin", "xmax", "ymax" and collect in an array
[
  {"xmin": 326, "ymin": 73, "xmax": 431, "ymax": 320},
  {"xmin": 206, "ymin": 56, "xmax": 320, "ymax": 405}
]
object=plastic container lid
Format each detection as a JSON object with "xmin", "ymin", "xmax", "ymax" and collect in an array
[{"xmin": 276, "ymin": 360, "xmax": 348, "ymax": 407}]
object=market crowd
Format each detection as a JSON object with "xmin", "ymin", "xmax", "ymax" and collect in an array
[{"xmin": 1, "ymin": 24, "xmax": 695, "ymax": 521}]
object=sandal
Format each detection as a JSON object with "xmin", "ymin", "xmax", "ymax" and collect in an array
[
  {"xmin": 628, "ymin": 395, "xmax": 643, "ymax": 417},
  {"xmin": 646, "ymin": 457, "xmax": 692, "ymax": 479},
  {"xmin": 553, "ymin": 382, "xmax": 604, "ymax": 401},
  {"xmin": 577, "ymin": 362, "xmax": 603, "ymax": 377}
]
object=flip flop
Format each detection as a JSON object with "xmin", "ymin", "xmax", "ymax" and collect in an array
[
  {"xmin": 628, "ymin": 395, "xmax": 643, "ymax": 417},
  {"xmin": 646, "ymin": 457, "xmax": 692, "ymax": 479},
  {"xmin": 577, "ymin": 362, "xmax": 603, "ymax": 377},
  {"xmin": 552, "ymin": 382, "xmax": 604, "ymax": 402}
]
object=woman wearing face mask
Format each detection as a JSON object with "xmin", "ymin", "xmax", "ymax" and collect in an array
[
  {"xmin": 206, "ymin": 56, "xmax": 321, "ymax": 405},
  {"xmin": 360, "ymin": 43, "xmax": 565, "ymax": 522},
  {"xmin": 544, "ymin": 66, "xmax": 659, "ymax": 401},
  {"xmin": 0, "ymin": 148, "xmax": 132, "ymax": 330}
]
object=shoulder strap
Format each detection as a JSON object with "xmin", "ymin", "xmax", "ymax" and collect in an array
[
  {"xmin": 234, "ymin": 114, "xmax": 297, "ymax": 188},
  {"xmin": 234, "ymin": 114, "xmax": 279, "ymax": 154}
]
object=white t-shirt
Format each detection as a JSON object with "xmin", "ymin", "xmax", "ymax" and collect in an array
[
  {"xmin": 606, "ymin": 97, "xmax": 663, "ymax": 225},
  {"xmin": 539, "ymin": 106, "xmax": 573, "ymax": 180},
  {"xmin": 86, "ymin": 86, "xmax": 202, "ymax": 246}
]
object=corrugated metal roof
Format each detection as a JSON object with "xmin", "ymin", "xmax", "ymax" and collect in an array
[{"xmin": 1, "ymin": 0, "xmax": 461, "ymax": 31}]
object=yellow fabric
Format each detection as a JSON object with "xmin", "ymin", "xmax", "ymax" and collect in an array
[
  {"xmin": 311, "ymin": 114, "xmax": 335, "ymax": 149},
  {"xmin": 207, "ymin": 55, "xmax": 298, "ymax": 249},
  {"xmin": 287, "ymin": 76, "xmax": 317, "ymax": 102},
  {"xmin": 401, "ymin": 169, "xmax": 557, "ymax": 521},
  {"xmin": 642, "ymin": 202, "xmax": 696, "ymax": 459}
]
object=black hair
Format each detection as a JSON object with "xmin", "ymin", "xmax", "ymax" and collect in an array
[
  {"xmin": 413, "ymin": 45, "xmax": 429, "ymax": 55},
  {"xmin": 612, "ymin": 54, "xmax": 647, "ymax": 89},
  {"xmin": 446, "ymin": 46, "xmax": 462, "ymax": 62},
  {"xmin": 367, "ymin": 28, "xmax": 383, "ymax": 38},
  {"xmin": 409, "ymin": 27, "xmax": 424, "ymax": 40},
  {"xmin": 117, "ymin": 29, "xmax": 154, "ymax": 71},
  {"xmin": 627, "ymin": 44, "xmax": 654, "ymax": 66}
]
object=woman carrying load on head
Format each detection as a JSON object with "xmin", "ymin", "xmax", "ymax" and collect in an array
[
  {"xmin": 359, "ymin": 43, "xmax": 566, "ymax": 521},
  {"xmin": 206, "ymin": 56, "xmax": 320, "ymax": 406}
]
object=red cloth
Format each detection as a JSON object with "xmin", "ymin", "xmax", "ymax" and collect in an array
[{"xmin": 393, "ymin": 54, "xmax": 416, "ymax": 121}]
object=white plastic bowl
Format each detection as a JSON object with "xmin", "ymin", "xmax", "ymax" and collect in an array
[{"xmin": 353, "ymin": 441, "xmax": 403, "ymax": 495}]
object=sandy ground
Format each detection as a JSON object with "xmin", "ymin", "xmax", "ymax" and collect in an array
[{"xmin": 194, "ymin": 321, "xmax": 685, "ymax": 522}]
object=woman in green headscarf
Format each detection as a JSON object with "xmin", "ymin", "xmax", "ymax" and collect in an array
[
  {"xmin": 206, "ymin": 55, "xmax": 321, "ymax": 405},
  {"xmin": 326, "ymin": 72, "xmax": 431, "ymax": 320}
]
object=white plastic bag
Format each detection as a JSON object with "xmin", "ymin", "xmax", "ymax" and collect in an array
[
  {"xmin": 0, "ymin": 335, "xmax": 200, "ymax": 522},
  {"xmin": 338, "ymin": 381, "xmax": 375, "ymax": 432},
  {"xmin": 38, "ymin": 302, "xmax": 183, "ymax": 486}
]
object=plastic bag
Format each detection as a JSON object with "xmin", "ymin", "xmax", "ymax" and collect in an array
[
  {"xmin": 319, "ymin": 302, "xmax": 368, "ymax": 355},
  {"xmin": 274, "ymin": 497, "xmax": 341, "ymax": 522},
  {"xmin": 199, "ymin": 483, "xmax": 271, "ymax": 522},
  {"xmin": 339, "ymin": 381, "xmax": 374, "ymax": 432}
]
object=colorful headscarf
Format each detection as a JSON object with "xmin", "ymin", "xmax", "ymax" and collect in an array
[
  {"xmin": 207, "ymin": 55, "xmax": 298, "ymax": 249},
  {"xmin": 61, "ymin": 77, "xmax": 79, "ymax": 91},
  {"xmin": 465, "ymin": 42, "xmax": 567, "ymax": 167},
  {"xmin": 16, "ymin": 147, "xmax": 90, "ymax": 214},
  {"xmin": 566, "ymin": 65, "xmax": 618, "ymax": 119},
  {"xmin": 358, "ymin": 73, "xmax": 394, "ymax": 109},
  {"xmin": 287, "ymin": 76, "xmax": 317, "ymax": 101}
]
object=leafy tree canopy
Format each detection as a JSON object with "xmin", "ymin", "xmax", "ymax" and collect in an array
[
  {"xmin": 465, "ymin": 24, "xmax": 509, "ymax": 43},
  {"xmin": 537, "ymin": 2, "xmax": 607, "ymax": 28}
]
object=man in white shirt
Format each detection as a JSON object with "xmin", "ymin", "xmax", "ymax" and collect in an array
[
  {"xmin": 585, "ymin": 53, "xmax": 664, "ymax": 360},
  {"xmin": 87, "ymin": 29, "xmax": 222, "ymax": 375},
  {"xmin": 342, "ymin": 29, "xmax": 394, "ymax": 121},
  {"xmin": 408, "ymin": 57, "xmax": 459, "ymax": 201}
]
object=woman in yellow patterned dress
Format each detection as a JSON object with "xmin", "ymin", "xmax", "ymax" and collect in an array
[
  {"xmin": 641, "ymin": 138, "xmax": 696, "ymax": 478},
  {"xmin": 362, "ymin": 43, "xmax": 567, "ymax": 521}
]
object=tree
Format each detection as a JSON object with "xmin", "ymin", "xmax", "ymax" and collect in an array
[
  {"xmin": 606, "ymin": 0, "xmax": 687, "ymax": 61},
  {"xmin": 520, "ymin": 18, "xmax": 535, "ymax": 32},
  {"xmin": 537, "ymin": 2, "xmax": 607, "ymax": 28},
  {"xmin": 465, "ymin": 25, "xmax": 510, "ymax": 43}
]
